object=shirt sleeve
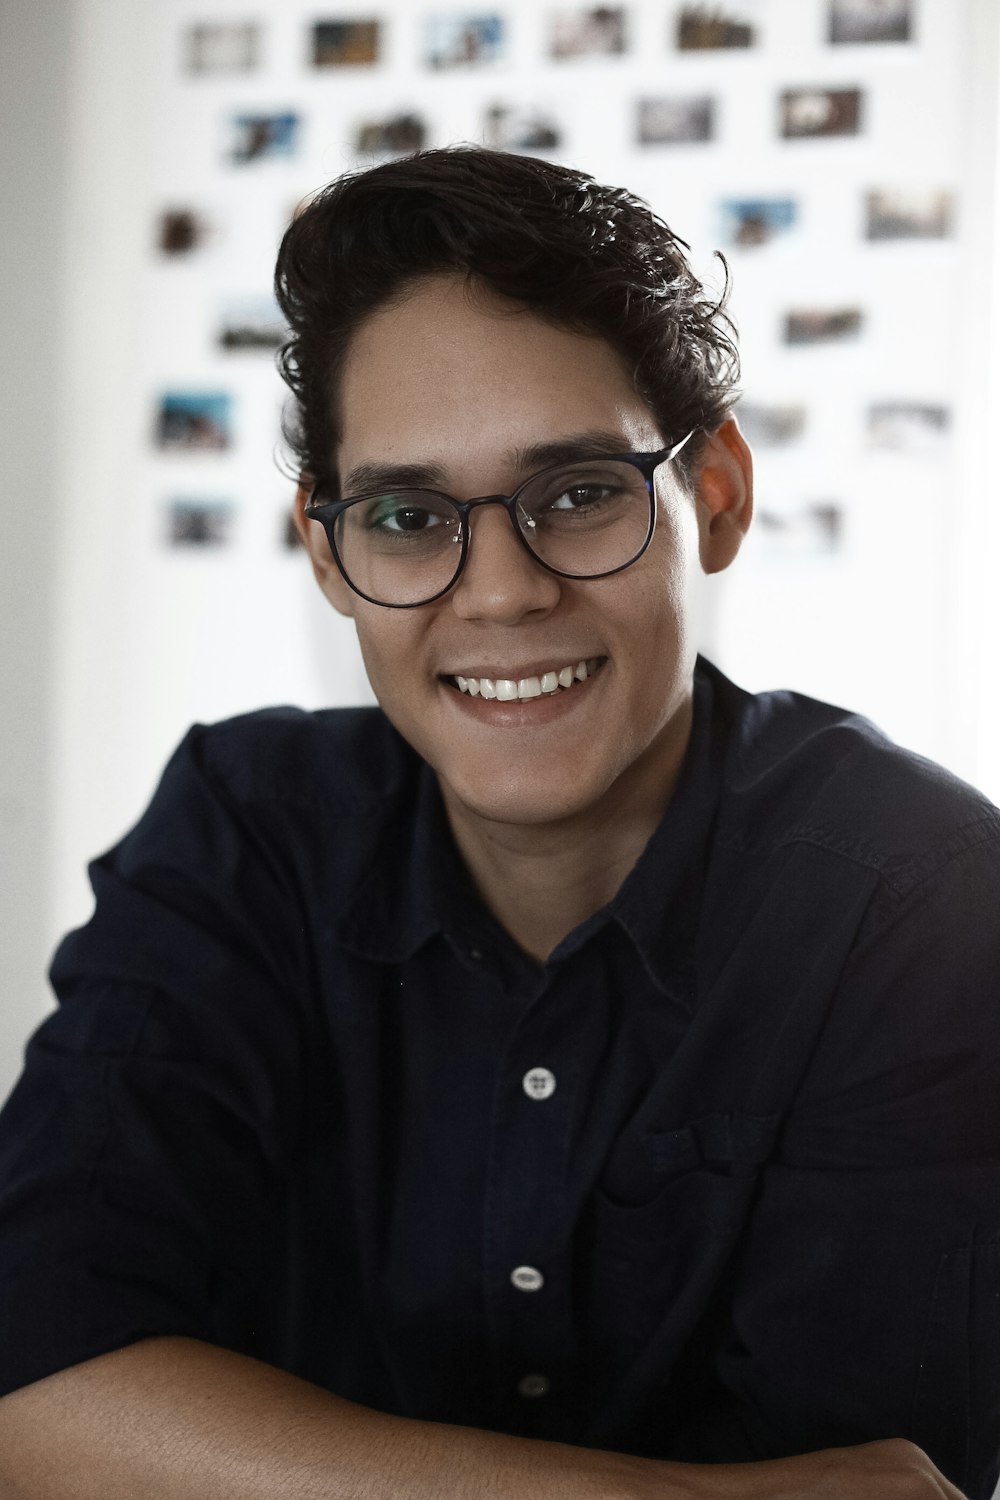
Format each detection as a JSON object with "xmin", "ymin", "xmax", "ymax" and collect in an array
[
  {"xmin": 715, "ymin": 829, "xmax": 1000, "ymax": 1500},
  {"xmin": 0, "ymin": 724, "xmax": 310, "ymax": 1397}
]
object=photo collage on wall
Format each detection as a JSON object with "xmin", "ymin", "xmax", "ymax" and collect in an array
[{"xmin": 151, "ymin": 0, "xmax": 954, "ymax": 564}]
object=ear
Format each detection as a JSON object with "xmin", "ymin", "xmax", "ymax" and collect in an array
[
  {"xmin": 293, "ymin": 483, "xmax": 357, "ymax": 618},
  {"xmin": 692, "ymin": 418, "xmax": 754, "ymax": 575}
]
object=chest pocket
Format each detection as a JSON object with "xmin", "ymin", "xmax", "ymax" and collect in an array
[{"xmin": 587, "ymin": 1112, "xmax": 780, "ymax": 1353}]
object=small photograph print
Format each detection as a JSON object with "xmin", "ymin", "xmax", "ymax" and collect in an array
[
  {"xmin": 829, "ymin": 0, "xmax": 912, "ymax": 44},
  {"xmin": 217, "ymin": 296, "xmax": 287, "ymax": 354},
  {"xmin": 720, "ymin": 197, "xmax": 796, "ymax": 247},
  {"xmin": 166, "ymin": 499, "xmax": 234, "ymax": 549},
  {"xmin": 311, "ymin": 20, "xmax": 380, "ymax": 66},
  {"xmin": 676, "ymin": 4, "xmax": 756, "ymax": 50},
  {"xmin": 229, "ymin": 112, "xmax": 300, "ymax": 165},
  {"xmin": 157, "ymin": 208, "xmax": 212, "ymax": 256},
  {"xmin": 355, "ymin": 113, "xmax": 427, "ymax": 155},
  {"xmin": 865, "ymin": 189, "xmax": 953, "ymax": 241},
  {"xmin": 784, "ymin": 308, "xmax": 863, "ymax": 345},
  {"xmin": 781, "ymin": 87, "xmax": 862, "ymax": 139},
  {"xmin": 735, "ymin": 402, "xmax": 807, "ymax": 445},
  {"xmin": 638, "ymin": 95, "xmax": 714, "ymax": 145},
  {"xmin": 549, "ymin": 6, "xmax": 627, "ymax": 59},
  {"xmin": 867, "ymin": 402, "xmax": 950, "ymax": 452},
  {"xmin": 156, "ymin": 392, "xmax": 232, "ymax": 452},
  {"xmin": 185, "ymin": 21, "xmax": 259, "ymax": 74},
  {"xmin": 482, "ymin": 103, "xmax": 562, "ymax": 151},
  {"xmin": 756, "ymin": 504, "xmax": 843, "ymax": 558},
  {"xmin": 424, "ymin": 15, "xmax": 505, "ymax": 68}
]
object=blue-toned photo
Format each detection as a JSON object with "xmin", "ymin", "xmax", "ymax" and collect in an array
[
  {"xmin": 155, "ymin": 392, "xmax": 232, "ymax": 451},
  {"xmin": 424, "ymin": 14, "xmax": 505, "ymax": 67},
  {"xmin": 229, "ymin": 112, "xmax": 300, "ymax": 164},
  {"xmin": 720, "ymin": 197, "xmax": 797, "ymax": 247}
]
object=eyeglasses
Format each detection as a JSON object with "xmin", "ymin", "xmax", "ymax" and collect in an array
[{"xmin": 304, "ymin": 431, "xmax": 695, "ymax": 609}]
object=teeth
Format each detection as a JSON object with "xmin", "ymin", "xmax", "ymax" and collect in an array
[{"xmin": 453, "ymin": 658, "xmax": 603, "ymax": 700}]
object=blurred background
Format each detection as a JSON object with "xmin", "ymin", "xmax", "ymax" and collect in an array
[{"xmin": 2, "ymin": 0, "xmax": 1000, "ymax": 1105}]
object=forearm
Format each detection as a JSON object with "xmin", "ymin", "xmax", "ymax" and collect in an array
[
  {"xmin": 0, "ymin": 1337, "xmax": 689, "ymax": 1500},
  {"xmin": 0, "ymin": 1338, "xmax": 966, "ymax": 1500}
]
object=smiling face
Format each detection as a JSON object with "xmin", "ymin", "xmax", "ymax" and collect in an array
[{"xmin": 296, "ymin": 274, "xmax": 751, "ymax": 838}]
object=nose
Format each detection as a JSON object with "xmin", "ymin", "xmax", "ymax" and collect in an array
[{"xmin": 450, "ymin": 502, "xmax": 561, "ymax": 624}]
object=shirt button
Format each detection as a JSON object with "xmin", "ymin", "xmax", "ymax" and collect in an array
[
  {"xmin": 522, "ymin": 1067, "xmax": 556, "ymax": 1100},
  {"xmin": 517, "ymin": 1372, "xmax": 551, "ymax": 1399},
  {"xmin": 510, "ymin": 1264, "xmax": 544, "ymax": 1292}
]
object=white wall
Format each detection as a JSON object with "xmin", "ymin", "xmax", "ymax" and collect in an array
[
  {"xmin": 3, "ymin": 0, "xmax": 1000, "ymax": 1104},
  {"xmin": 0, "ymin": 0, "xmax": 74, "ymax": 1104}
]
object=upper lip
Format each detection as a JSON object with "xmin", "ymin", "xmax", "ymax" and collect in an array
[{"xmin": 441, "ymin": 656, "xmax": 606, "ymax": 679}]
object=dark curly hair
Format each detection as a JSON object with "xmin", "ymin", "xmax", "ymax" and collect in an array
[{"xmin": 274, "ymin": 146, "xmax": 740, "ymax": 492}]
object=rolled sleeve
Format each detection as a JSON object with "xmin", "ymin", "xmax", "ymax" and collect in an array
[{"xmin": 0, "ymin": 727, "xmax": 308, "ymax": 1396}]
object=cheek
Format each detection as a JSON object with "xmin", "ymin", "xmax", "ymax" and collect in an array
[
  {"xmin": 350, "ymin": 609, "xmax": 439, "ymax": 740},
  {"xmin": 351, "ymin": 614, "xmax": 408, "ymax": 701},
  {"xmin": 627, "ymin": 510, "xmax": 697, "ymax": 641}
]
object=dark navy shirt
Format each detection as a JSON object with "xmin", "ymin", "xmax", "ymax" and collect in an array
[{"xmin": 2, "ymin": 658, "xmax": 1000, "ymax": 1496}]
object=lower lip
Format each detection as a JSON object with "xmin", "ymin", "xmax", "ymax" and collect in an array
[{"xmin": 441, "ymin": 666, "xmax": 606, "ymax": 727}]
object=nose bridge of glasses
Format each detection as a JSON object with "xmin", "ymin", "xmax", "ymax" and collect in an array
[
  {"xmin": 464, "ymin": 492, "xmax": 519, "ymax": 513},
  {"xmin": 462, "ymin": 490, "xmax": 537, "ymax": 541},
  {"xmin": 451, "ymin": 493, "xmax": 561, "ymax": 616}
]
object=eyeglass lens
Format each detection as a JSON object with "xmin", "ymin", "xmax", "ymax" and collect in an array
[{"xmin": 333, "ymin": 458, "xmax": 653, "ymax": 605}]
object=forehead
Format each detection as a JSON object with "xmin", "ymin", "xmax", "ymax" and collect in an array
[{"xmin": 336, "ymin": 274, "xmax": 663, "ymax": 474}]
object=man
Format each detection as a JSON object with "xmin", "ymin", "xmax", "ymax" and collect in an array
[{"xmin": 0, "ymin": 148, "xmax": 996, "ymax": 1498}]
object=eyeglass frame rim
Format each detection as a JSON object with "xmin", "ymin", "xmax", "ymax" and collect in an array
[{"xmin": 302, "ymin": 428, "xmax": 697, "ymax": 610}]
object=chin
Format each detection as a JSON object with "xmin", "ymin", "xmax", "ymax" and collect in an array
[{"xmin": 442, "ymin": 766, "xmax": 607, "ymax": 830}]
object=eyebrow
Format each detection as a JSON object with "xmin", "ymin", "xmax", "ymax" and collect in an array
[{"xmin": 340, "ymin": 430, "xmax": 642, "ymax": 498}]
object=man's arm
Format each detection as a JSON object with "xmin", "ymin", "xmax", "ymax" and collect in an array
[{"xmin": 0, "ymin": 1338, "xmax": 965, "ymax": 1500}]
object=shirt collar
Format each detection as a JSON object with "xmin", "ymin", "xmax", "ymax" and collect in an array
[
  {"xmin": 603, "ymin": 664, "xmax": 723, "ymax": 1005},
  {"xmin": 334, "ymin": 662, "xmax": 724, "ymax": 999},
  {"xmin": 332, "ymin": 750, "xmax": 444, "ymax": 965}
]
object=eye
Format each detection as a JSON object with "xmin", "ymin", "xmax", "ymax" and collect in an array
[
  {"xmin": 546, "ymin": 482, "xmax": 617, "ymax": 511},
  {"xmin": 359, "ymin": 493, "xmax": 453, "ymax": 534},
  {"xmin": 369, "ymin": 499, "xmax": 444, "ymax": 532}
]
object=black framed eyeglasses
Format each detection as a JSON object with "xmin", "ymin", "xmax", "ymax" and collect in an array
[{"xmin": 304, "ymin": 430, "xmax": 696, "ymax": 609}]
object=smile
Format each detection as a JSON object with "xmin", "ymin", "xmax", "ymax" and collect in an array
[{"xmin": 451, "ymin": 658, "xmax": 605, "ymax": 701}]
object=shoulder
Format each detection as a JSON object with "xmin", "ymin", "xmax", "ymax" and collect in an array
[
  {"xmin": 105, "ymin": 704, "xmax": 423, "ymax": 912},
  {"xmin": 170, "ymin": 703, "xmax": 420, "ymax": 816},
  {"xmin": 700, "ymin": 657, "xmax": 1000, "ymax": 897}
]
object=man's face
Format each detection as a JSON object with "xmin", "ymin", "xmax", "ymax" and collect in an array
[{"xmin": 298, "ymin": 274, "xmax": 750, "ymax": 835}]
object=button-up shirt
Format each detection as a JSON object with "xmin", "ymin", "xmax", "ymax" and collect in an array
[{"xmin": 2, "ymin": 658, "xmax": 999, "ymax": 1498}]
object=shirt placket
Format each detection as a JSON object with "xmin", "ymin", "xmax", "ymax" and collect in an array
[{"xmin": 481, "ymin": 961, "xmax": 588, "ymax": 1439}]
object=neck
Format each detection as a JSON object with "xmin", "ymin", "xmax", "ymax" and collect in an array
[{"xmin": 441, "ymin": 694, "xmax": 693, "ymax": 963}]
